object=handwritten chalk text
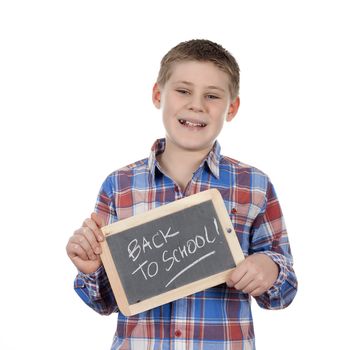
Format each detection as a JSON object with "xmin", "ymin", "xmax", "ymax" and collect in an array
[{"xmin": 130, "ymin": 218, "xmax": 221, "ymax": 282}]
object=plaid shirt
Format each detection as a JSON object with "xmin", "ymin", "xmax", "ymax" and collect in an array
[{"xmin": 74, "ymin": 138, "xmax": 297, "ymax": 350}]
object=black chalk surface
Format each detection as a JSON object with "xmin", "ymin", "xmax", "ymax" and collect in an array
[{"xmin": 106, "ymin": 200, "xmax": 235, "ymax": 305}]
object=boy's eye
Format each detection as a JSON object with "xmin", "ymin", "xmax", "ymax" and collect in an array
[
  {"xmin": 176, "ymin": 89, "xmax": 190, "ymax": 95},
  {"xmin": 206, "ymin": 94, "xmax": 219, "ymax": 99}
]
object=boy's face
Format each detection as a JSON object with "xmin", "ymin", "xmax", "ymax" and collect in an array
[{"xmin": 152, "ymin": 61, "xmax": 239, "ymax": 153}]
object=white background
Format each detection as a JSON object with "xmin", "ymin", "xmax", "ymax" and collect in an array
[{"xmin": 1, "ymin": 0, "xmax": 349, "ymax": 349}]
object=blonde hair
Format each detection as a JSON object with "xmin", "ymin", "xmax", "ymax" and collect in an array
[{"xmin": 157, "ymin": 39, "xmax": 240, "ymax": 99}]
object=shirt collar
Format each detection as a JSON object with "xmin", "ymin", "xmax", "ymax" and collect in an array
[{"xmin": 148, "ymin": 138, "xmax": 221, "ymax": 179}]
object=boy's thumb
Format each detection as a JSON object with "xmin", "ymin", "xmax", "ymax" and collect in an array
[{"xmin": 91, "ymin": 212, "xmax": 106, "ymax": 228}]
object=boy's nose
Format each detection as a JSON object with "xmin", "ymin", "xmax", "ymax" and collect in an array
[{"xmin": 188, "ymin": 95, "xmax": 205, "ymax": 112}]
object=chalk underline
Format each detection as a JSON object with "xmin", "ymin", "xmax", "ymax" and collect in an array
[{"xmin": 165, "ymin": 250, "xmax": 216, "ymax": 288}]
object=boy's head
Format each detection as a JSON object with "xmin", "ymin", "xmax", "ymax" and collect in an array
[
  {"xmin": 156, "ymin": 39, "xmax": 240, "ymax": 100},
  {"xmin": 152, "ymin": 39, "xmax": 241, "ymax": 154}
]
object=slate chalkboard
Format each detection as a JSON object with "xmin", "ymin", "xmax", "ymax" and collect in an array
[{"xmin": 100, "ymin": 189, "xmax": 244, "ymax": 316}]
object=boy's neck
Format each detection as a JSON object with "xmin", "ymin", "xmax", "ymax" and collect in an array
[{"xmin": 156, "ymin": 138, "xmax": 213, "ymax": 192}]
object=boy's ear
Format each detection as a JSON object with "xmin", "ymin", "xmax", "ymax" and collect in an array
[
  {"xmin": 226, "ymin": 97, "xmax": 240, "ymax": 122},
  {"xmin": 152, "ymin": 83, "xmax": 161, "ymax": 109}
]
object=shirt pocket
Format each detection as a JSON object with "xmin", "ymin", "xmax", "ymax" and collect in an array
[{"xmin": 228, "ymin": 203, "xmax": 260, "ymax": 256}]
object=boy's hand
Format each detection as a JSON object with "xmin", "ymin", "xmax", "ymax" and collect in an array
[
  {"xmin": 66, "ymin": 213, "xmax": 105, "ymax": 275},
  {"xmin": 226, "ymin": 254, "xmax": 279, "ymax": 297}
]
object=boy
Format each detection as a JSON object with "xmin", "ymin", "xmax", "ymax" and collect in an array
[{"xmin": 66, "ymin": 39, "xmax": 297, "ymax": 349}]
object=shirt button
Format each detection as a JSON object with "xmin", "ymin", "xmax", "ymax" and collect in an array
[{"xmin": 174, "ymin": 329, "xmax": 182, "ymax": 337}]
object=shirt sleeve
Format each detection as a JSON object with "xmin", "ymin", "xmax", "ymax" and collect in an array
[
  {"xmin": 73, "ymin": 174, "xmax": 119, "ymax": 315},
  {"xmin": 74, "ymin": 266, "xmax": 119, "ymax": 315},
  {"xmin": 94, "ymin": 174, "xmax": 119, "ymax": 225},
  {"xmin": 250, "ymin": 179, "xmax": 298, "ymax": 310}
]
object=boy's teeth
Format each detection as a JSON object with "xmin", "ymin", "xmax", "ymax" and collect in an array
[{"xmin": 179, "ymin": 119, "xmax": 206, "ymax": 127}]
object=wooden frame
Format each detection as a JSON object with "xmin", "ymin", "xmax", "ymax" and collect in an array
[{"xmin": 100, "ymin": 188, "xmax": 244, "ymax": 316}]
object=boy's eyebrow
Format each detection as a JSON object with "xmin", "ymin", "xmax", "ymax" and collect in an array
[{"xmin": 173, "ymin": 80, "xmax": 226, "ymax": 93}]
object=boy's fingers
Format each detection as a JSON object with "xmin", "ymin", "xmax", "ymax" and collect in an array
[
  {"xmin": 72, "ymin": 232, "xmax": 98, "ymax": 260},
  {"xmin": 241, "ymin": 279, "xmax": 260, "ymax": 295},
  {"xmin": 80, "ymin": 226, "xmax": 102, "ymax": 255},
  {"xmin": 233, "ymin": 272, "xmax": 254, "ymax": 292},
  {"xmin": 76, "ymin": 235, "xmax": 96, "ymax": 260},
  {"xmin": 226, "ymin": 280, "xmax": 234, "ymax": 288},
  {"xmin": 227, "ymin": 261, "xmax": 248, "ymax": 286},
  {"xmin": 91, "ymin": 212, "xmax": 106, "ymax": 229},
  {"xmin": 66, "ymin": 238, "xmax": 89, "ymax": 261},
  {"xmin": 91, "ymin": 212, "xmax": 106, "ymax": 241},
  {"xmin": 249, "ymin": 286, "xmax": 266, "ymax": 297},
  {"xmin": 83, "ymin": 216, "xmax": 104, "ymax": 242}
]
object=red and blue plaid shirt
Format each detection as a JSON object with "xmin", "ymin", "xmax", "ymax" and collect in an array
[{"xmin": 74, "ymin": 138, "xmax": 297, "ymax": 350}]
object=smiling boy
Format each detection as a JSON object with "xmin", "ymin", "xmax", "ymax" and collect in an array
[{"xmin": 66, "ymin": 39, "xmax": 297, "ymax": 349}]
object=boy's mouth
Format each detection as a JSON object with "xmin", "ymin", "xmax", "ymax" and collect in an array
[{"xmin": 178, "ymin": 118, "xmax": 207, "ymax": 128}]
